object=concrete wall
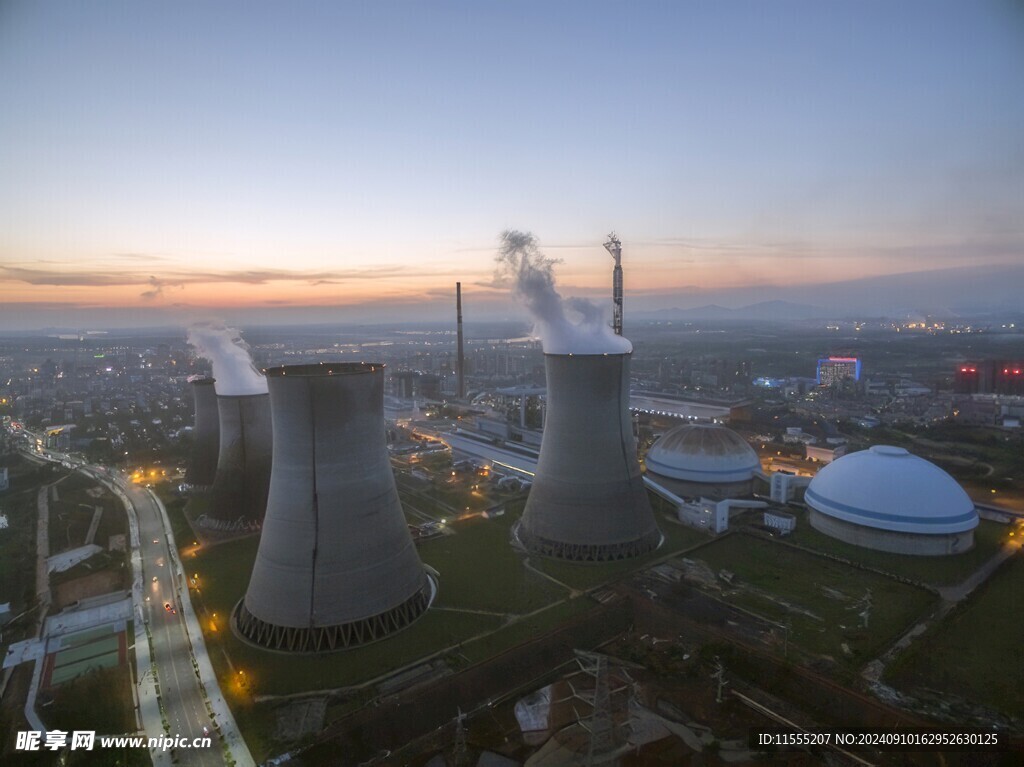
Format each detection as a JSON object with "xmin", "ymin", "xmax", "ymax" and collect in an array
[
  {"xmin": 186, "ymin": 378, "xmax": 219, "ymax": 489},
  {"xmin": 809, "ymin": 508, "xmax": 975, "ymax": 556},
  {"xmin": 204, "ymin": 393, "xmax": 272, "ymax": 530}
]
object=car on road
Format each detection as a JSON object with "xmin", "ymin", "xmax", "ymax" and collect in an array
[
  {"xmin": 152, "ymin": 576, "xmax": 158, "ymax": 582},
  {"xmin": 164, "ymin": 602, "xmax": 171, "ymax": 611},
  {"xmin": 153, "ymin": 538, "xmax": 159, "ymax": 544}
]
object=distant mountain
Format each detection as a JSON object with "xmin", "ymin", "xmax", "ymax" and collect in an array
[
  {"xmin": 634, "ymin": 263, "xmax": 1024, "ymax": 320},
  {"xmin": 643, "ymin": 300, "xmax": 828, "ymax": 321}
]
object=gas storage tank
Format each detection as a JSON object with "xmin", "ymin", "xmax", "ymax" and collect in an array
[
  {"xmin": 517, "ymin": 353, "xmax": 661, "ymax": 562},
  {"xmin": 201, "ymin": 392, "xmax": 272, "ymax": 531},
  {"xmin": 186, "ymin": 377, "xmax": 219, "ymax": 489},
  {"xmin": 236, "ymin": 362, "xmax": 432, "ymax": 652}
]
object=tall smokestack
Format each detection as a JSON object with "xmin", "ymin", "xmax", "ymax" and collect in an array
[
  {"xmin": 200, "ymin": 393, "xmax": 272, "ymax": 531},
  {"xmin": 186, "ymin": 377, "xmax": 219, "ymax": 489},
  {"xmin": 236, "ymin": 363, "xmax": 433, "ymax": 651},
  {"xmin": 516, "ymin": 353, "xmax": 660, "ymax": 562},
  {"xmin": 456, "ymin": 282, "xmax": 465, "ymax": 400},
  {"xmin": 604, "ymin": 232, "xmax": 623, "ymax": 336}
]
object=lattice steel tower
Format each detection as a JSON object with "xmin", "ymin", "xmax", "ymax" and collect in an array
[{"xmin": 604, "ymin": 232, "xmax": 623, "ymax": 336}]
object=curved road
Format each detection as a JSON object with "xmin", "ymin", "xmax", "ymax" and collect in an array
[
  {"xmin": 18, "ymin": 431, "xmax": 245, "ymax": 767},
  {"xmin": 127, "ymin": 480, "xmax": 223, "ymax": 766}
]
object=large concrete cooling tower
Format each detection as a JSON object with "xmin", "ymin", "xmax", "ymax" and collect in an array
[
  {"xmin": 201, "ymin": 393, "xmax": 272, "ymax": 531},
  {"xmin": 516, "ymin": 353, "xmax": 661, "ymax": 562},
  {"xmin": 186, "ymin": 377, "xmax": 219, "ymax": 489},
  {"xmin": 235, "ymin": 362, "xmax": 432, "ymax": 652}
]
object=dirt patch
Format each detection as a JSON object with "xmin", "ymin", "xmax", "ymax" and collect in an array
[{"xmin": 53, "ymin": 570, "xmax": 124, "ymax": 609}]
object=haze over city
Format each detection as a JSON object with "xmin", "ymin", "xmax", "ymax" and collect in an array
[
  {"xmin": 4, "ymin": 5, "xmax": 1024, "ymax": 763},
  {"xmin": 1, "ymin": 1, "xmax": 1022, "ymax": 330}
]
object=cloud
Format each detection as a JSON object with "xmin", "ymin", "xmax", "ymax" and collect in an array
[
  {"xmin": 0, "ymin": 264, "xmax": 443, "ymax": 294},
  {"xmin": 140, "ymin": 276, "xmax": 186, "ymax": 301},
  {"xmin": 111, "ymin": 252, "xmax": 170, "ymax": 262}
]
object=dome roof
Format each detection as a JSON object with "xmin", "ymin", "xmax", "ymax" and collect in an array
[
  {"xmin": 645, "ymin": 424, "xmax": 760, "ymax": 483},
  {"xmin": 805, "ymin": 445, "xmax": 978, "ymax": 535}
]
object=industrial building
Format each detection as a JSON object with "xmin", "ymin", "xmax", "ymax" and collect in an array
[
  {"xmin": 201, "ymin": 392, "xmax": 272, "ymax": 531},
  {"xmin": 185, "ymin": 377, "xmax": 219, "ymax": 489},
  {"xmin": 805, "ymin": 445, "xmax": 978, "ymax": 556},
  {"xmin": 236, "ymin": 363, "xmax": 432, "ymax": 652},
  {"xmin": 516, "ymin": 353, "xmax": 661, "ymax": 562},
  {"xmin": 644, "ymin": 423, "xmax": 760, "ymax": 500},
  {"xmin": 954, "ymin": 360, "xmax": 1024, "ymax": 395}
]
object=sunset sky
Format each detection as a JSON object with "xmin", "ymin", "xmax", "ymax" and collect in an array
[{"xmin": 1, "ymin": 1, "xmax": 1022, "ymax": 329}]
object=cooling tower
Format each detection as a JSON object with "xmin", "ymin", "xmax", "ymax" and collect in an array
[
  {"xmin": 235, "ymin": 362, "xmax": 432, "ymax": 652},
  {"xmin": 186, "ymin": 377, "xmax": 219, "ymax": 489},
  {"xmin": 201, "ymin": 393, "xmax": 272, "ymax": 531},
  {"xmin": 517, "ymin": 353, "xmax": 661, "ymax": 562}
]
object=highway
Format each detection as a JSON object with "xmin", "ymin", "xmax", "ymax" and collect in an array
[
  {"xmin": 128, "ymin": 480, "xmax": 222, "ymax": 766},
  {"xmin": 11, "ymin": 428, "xmax": 234, "ymax": 765}
]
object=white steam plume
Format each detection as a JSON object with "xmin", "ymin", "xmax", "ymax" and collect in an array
[
  {"xmin": 186, "ymin": 322, "xmax": 268, "ymax": 396},
  {"xmin": 495, "ymin": 230, "xmax": 632, "ymax": 355}
]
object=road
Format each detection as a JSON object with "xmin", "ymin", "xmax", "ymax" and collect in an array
[
  {"xmin": 127, "ymin": 480, "xmax": 222, "ymax": 767},
  {"xmin": 10, "ymin": 427, "xmax": 233, "ymax": 766}
]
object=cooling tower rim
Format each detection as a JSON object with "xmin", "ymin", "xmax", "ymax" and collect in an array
[
  {"xmin": 542, "ymin": 351, "xmax": 632, "ymax": 358},
  {"xmin": 263, "ymin": 361, "xmax": 386, "ymax": 378},
  {"xmin": 188, "ymin": 376, "xmax": 216, "ymax": 386}
]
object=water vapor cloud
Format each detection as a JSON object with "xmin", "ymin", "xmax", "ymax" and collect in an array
[
  {"xmin": 495, "ymin": 230, "xmax": 632, "ymax": 355},
  {"xmin": 186, "ymin": 321, "xmax": 268, "ymax": 396}
]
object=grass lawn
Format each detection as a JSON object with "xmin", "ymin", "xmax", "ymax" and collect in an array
[
  {"xmin": 459, "ymin": 597, "xmax": 595, "ymax": 665},
  {"xmin": 885, "ymin": 554, "xmax": 1024, "ymax": 718},
  {"xmin": 189, "ymin": 535, "xmax": 505, "ymax": 698},
  {"xmin": 181, "ymin": 489, "xmax": 711, "ymax": 757},
  {"xmin": 787, "ymin": 507, "xmax": 1007, "ymax": 586},
  {"xmin": 691, "ymin": 534, "xmax": 938, "ymax": 666},
  {"xmin": 418, "ymin": 511, "xmax": 568, "ymax": 613},
  {"xmin": 186, "ymin": 509, "xmax": 577, "ymax": 699}
]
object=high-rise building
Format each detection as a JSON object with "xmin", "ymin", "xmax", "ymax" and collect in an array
[
  {"xmin": 816, "ymin": 357, "xmax": 861, "ymax": 387},
  {"xmin": 954, "ymin": 360, "xmax": 1024, "ymax": 395}
]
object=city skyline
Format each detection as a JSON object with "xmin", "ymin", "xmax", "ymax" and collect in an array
[{"xmin": 1, "ymin": 1, "xmax": 1022, "ymax": 330}]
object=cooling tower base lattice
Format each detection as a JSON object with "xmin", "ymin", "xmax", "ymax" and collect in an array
[
  {"xmin": 515, "ymin": 523, "xmax": 661, "ymax": 563},
  {"xmin": 233, "ymin": 580, "xmax": 433, "ymax": 653}
]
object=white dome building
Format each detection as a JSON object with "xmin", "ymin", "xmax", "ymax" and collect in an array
[
  {"xmin": 645, "ymin": 424, "xmax": 761, "ymax": 499},
  {"xmin": 805, "ymin": 445, "xmax": 978, "ymax": 556}
]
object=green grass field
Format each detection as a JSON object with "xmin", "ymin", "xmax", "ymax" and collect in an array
[
  {"xmin": 786, "ymin": 508, "xmax": 1007, "ymax": 586},
  {"xmin": 186, "ymin": 512, "xmax": 574, "ymax": 699},
  {"xmin": 418, "ymin": 511, "xmax": 567, "ymax": 613},
  {"xmin": 690, "ymin": 534, "xmax": 939, "ymax": 666},
  {"xmin": 885, "ymin": 555, "xmax": 1024, "ymax": 718},
  {"xmin": 182, "ymin": 489, "xmax": 747, "ymax": 759}
]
